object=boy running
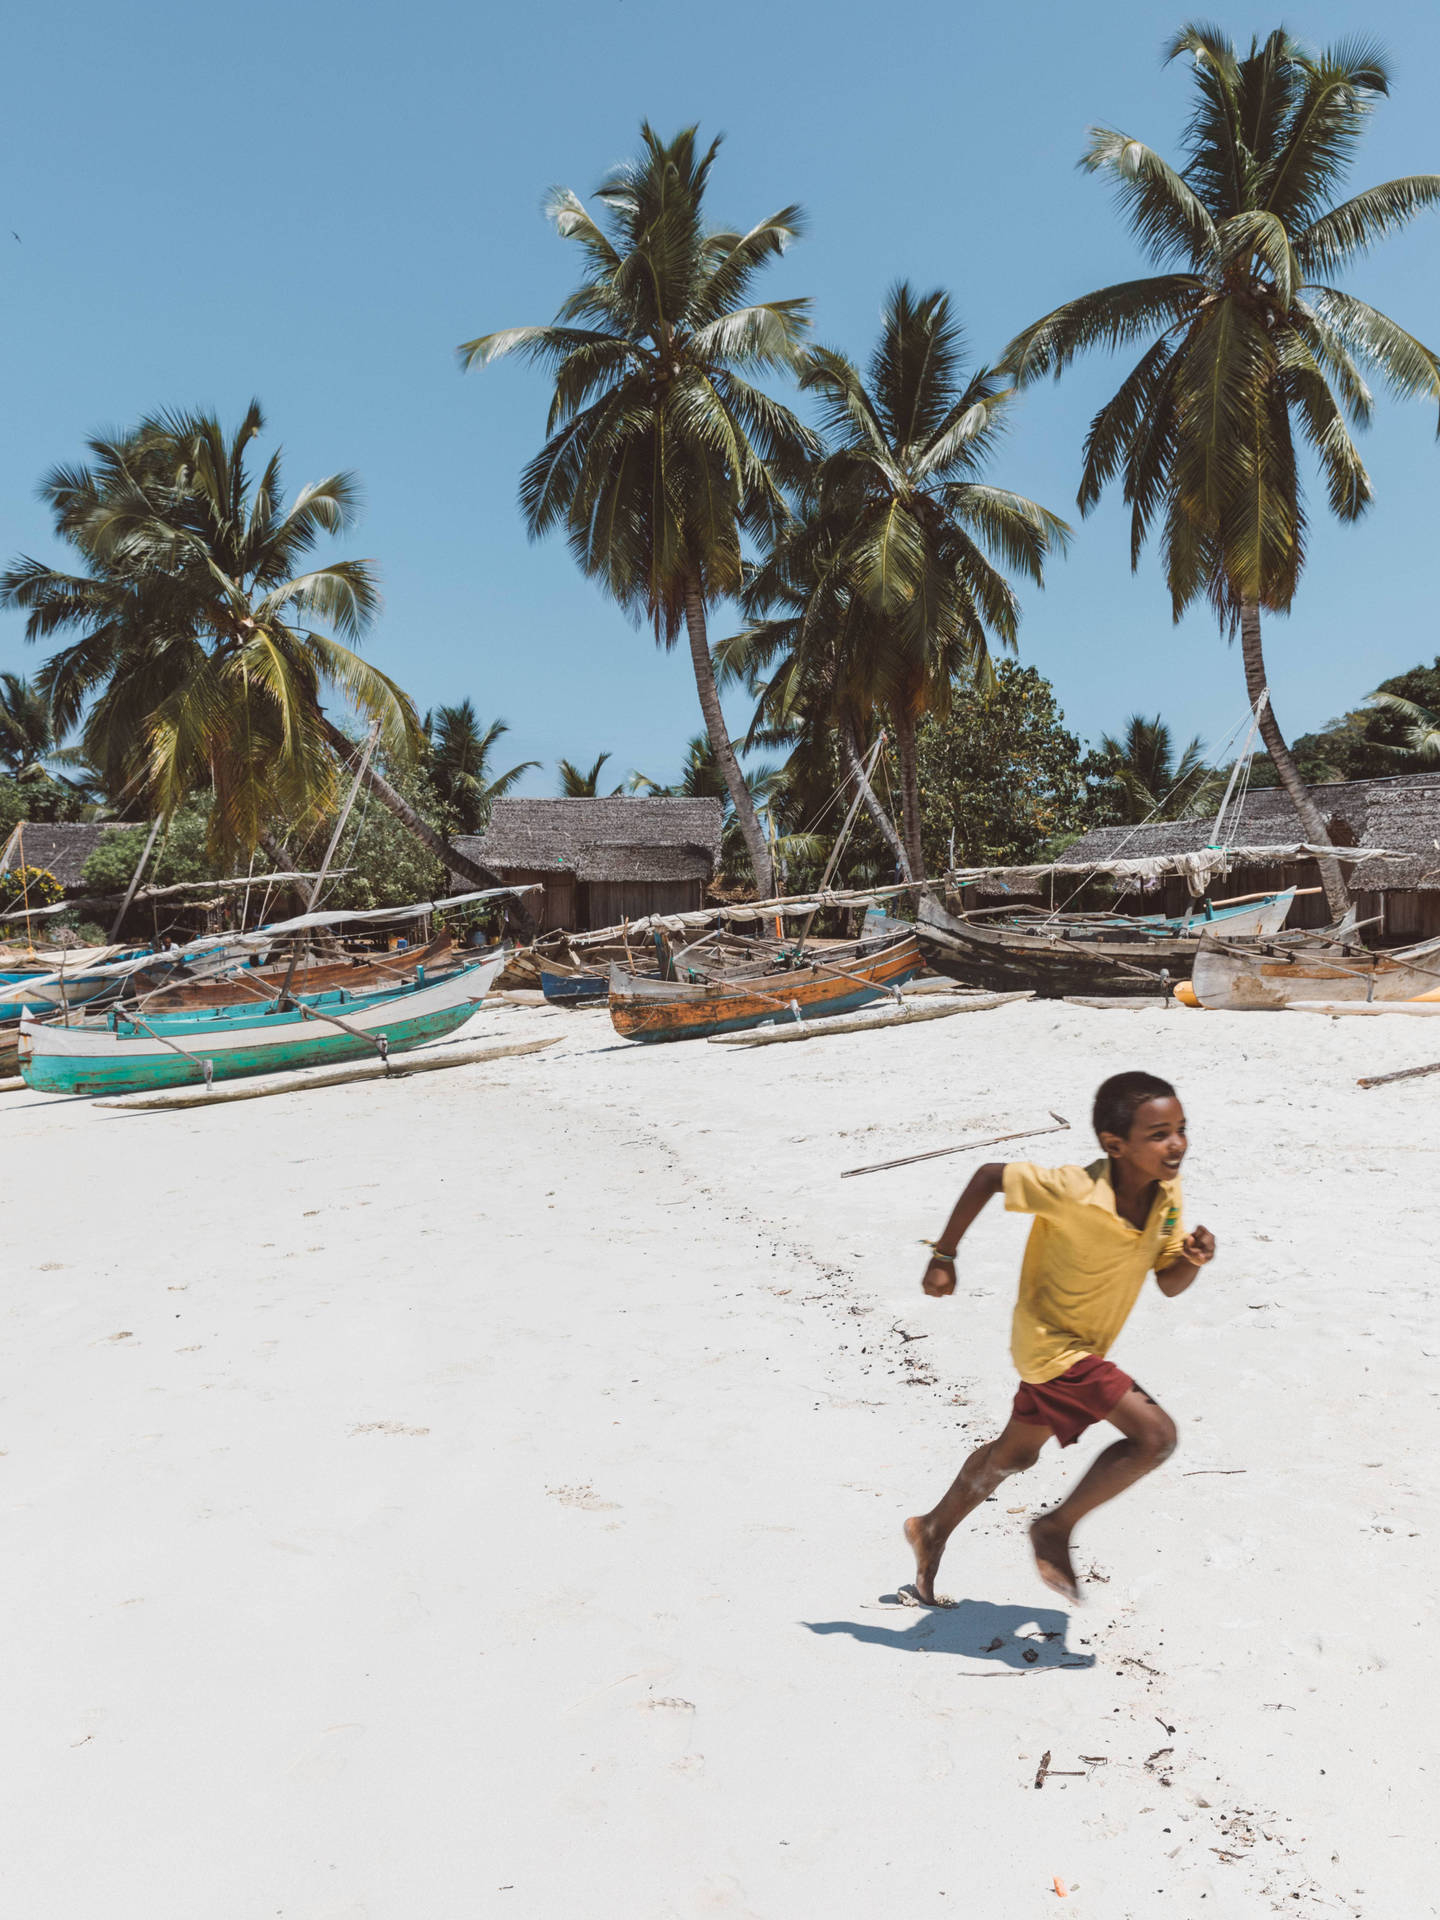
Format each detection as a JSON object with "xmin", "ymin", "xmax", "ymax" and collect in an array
[{"xmin": 904, "ymin": 1071, "xmax": 1215, "ymax": 1605}]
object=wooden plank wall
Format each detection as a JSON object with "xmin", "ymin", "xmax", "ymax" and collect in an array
[{"xmin": 584, "ymin": 879, "xmax": 705, "ymax": 928}]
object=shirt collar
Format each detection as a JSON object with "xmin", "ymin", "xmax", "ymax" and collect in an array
[{"xmin": 1083, "ymin": 1158, "xmax": 1179, "ymax": 1220}]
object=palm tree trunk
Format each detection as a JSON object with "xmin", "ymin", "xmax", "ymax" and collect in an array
[
  {"xmin": 683, "ymin": 578, "xmax": 774, "ymax": 900},
  {"xmin": 319, "ymin": 719, "xmax": 499, "ymax": 891},
  {"xmin": 1238, "ymin": 600, "xmax": 1349, "ymax": 919},
  {"xmin": 892, "ymin": 707, "xmax": 927, "ymax": 885},
  {"xmin": 838, "ymin": 716, "xmax": 911, "ymax": 880}
]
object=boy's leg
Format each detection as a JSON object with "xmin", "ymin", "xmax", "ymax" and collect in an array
[
  {"xmin": 1029, "ymin": 1388, "xmax": 1177, "ymax": 1602},
  {"xmin": 905, "ymin": 1416, "xmax": 1051, "ymax": 1604}
]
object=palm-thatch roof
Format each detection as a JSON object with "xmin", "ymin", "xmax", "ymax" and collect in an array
[
  {"xmin": 0, "ymin": 821, "xmax": 124, "ymax": 890},
  {"xmin": 455, "ymin": 798, "xmax": 725, "ymax": 885},
  {"xmin": 1059, "ymin": 771, "xmax": 1440, "ymax": 891}
]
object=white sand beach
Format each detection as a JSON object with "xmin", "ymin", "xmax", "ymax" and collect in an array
[{"xmin": 4, "ymin": 998, "xmax": 1436, "ymax": 1919}]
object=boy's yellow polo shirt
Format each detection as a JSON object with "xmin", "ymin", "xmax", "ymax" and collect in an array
[{"xmin": 1003, "ymin": 1160, "xmax": 1186, "ymax": 1383}]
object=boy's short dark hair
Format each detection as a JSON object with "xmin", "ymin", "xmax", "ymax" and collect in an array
[{"xmin": 1093, "ymin": 1071, "xmax": 1177, "ymax": 1142}]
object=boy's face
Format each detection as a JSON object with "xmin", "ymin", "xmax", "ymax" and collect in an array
[{"xmin": 1101, "ymin": 1095, "xmax": 1188, "ymax": 1182}]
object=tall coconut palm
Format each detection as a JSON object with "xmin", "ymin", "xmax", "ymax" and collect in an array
[
  {"xmin": 426, "ymin": 701, "xmax": 538, "ymax": 832},
  {"xmin": 459, "ymin": 123, "xmax": 819, "ymax": 898},
  {"xmin": 1, "ymin": 407, "xmax": 491, "ymax": 884},
  {"xmin": 1002, "ymin": 25, "xmax": 1440, "ymax": 915},
  {"xmin": 742, "ymin": 285, "xmax": 1068, "ymax": 881}
]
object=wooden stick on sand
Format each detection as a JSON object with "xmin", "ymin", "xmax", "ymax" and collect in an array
[
  {"xmin": 1357, "ymin": 1057, "xmax": 1440, "ymax": 1089},
  {"xmin": 841, "ymin": 1111, "xmax": 1070, "ymax": 1179}
]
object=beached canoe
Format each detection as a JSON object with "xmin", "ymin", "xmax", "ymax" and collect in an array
[
  {"xmin": 0, "ymin": 944, "xmax": 157, "ymax": 1021},
  {"xmin": 607, "ymin": 931, "xmax": 922, "ymax": 1043},
  {"xmin": 19, "ymin": 951, "xmax": 505, "ymax": 1095},
  {"xmin": 132, "ymin": 933, "xmax": 456, "ymax": 1013},
  {"xmin": 540, "ymin": 967, "xmax": 609, "ymax": 1006},
  {"xmin": 1190, "ymin": 928, "xmax": 1440, "ymax": 1010},
  {"xmin": 915, "ymin": 889, "xmax": 1295, "ymax": 998}
]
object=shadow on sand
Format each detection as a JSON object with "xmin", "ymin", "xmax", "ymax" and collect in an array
[{"xmin": 804, "ymin": 1596, "xmax": 1094, "ymax": 1670}]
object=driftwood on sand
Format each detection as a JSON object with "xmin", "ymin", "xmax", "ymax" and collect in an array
[
  {"xmin": 708, "ymin": 989, "xmax": 1033, "ymax": 1049},
  {"xmin": 94, "ymin": 1036, "xmax": 559, "ymax": 1112}
]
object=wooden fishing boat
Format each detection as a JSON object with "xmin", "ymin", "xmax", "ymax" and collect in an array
[
  {"xmin": 0, "ymin": 944, "xmax": 156, "ymax": 1020},
  {"xmin": 608, "ymin": 930, "xmax": 922, "ymax": 1043},
  {"xmin": 128, "ymin": 933, "xmax": 456, "ymax": 1012},
  {"xmin": 915, "ymin": 890, "xmax": 1295, "ymax": 998},
  {"xmin": 540, "ymin": 966, "xmax": 609, "ymax": 1006},
  {"xmin": 19, "ymin": 951, "xmax": 504, "ymax": 1096},
  {"xmin": 1190, "ymin": 927, "xmax": 1440, "ymax": 1010}
]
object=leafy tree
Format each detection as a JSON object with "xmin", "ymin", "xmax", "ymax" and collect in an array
[
  {"xmin": 461, "ymin": 122, "xmax": 819, "ymax": 898},
  {"xmin": 80, "ymin": 803, "xmax": 226, "ymax": 894},
  {"xmin": 1003, "ymin": 25, "xmax": 1440, "ymax": 916},
  {"xmin": 0, "ymin": 407, "xmax": 489, "ymax": 888},
  {"xmin": 310, "ymin": 759, "xmax": 454, "ymax": 912},
  {"xmin": 1087, "ymin": 713, "xmax": 1220, "ymax": 824},
  {"xmin": 742, "ymin": 284, "xmax": 1067, "ymax": 881},
  {"xmin": 1248, "ymin": 655, "xmax": 1440, "ymax": 783},
  {"xmin": 425, "ymin": 701, "xmax": 537, "ymax": 832},
  {"xmin": 911, "ymin": 663, "xmax": 1090, "ymax": 871},
  {"xmin": 556, "ymin": 751, "xmax": 622, "ymax": 797}
]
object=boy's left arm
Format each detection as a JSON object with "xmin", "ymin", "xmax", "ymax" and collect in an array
[{"xmin": 1155, "ymin": 1226, "xmax": 1216, "ymax": 1297}]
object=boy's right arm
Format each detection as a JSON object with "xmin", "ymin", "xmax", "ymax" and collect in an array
[{"xmin": 921, "ymin": 1161, "xmax": 1007, "ymax": 1297}]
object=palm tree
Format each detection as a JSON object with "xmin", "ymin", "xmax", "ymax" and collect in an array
[
  {"xmin": 631, "ymin": 733, "xmax": 809, "ymax": 883},
  {"xmin": 459, "ymin": 123, "xmax": 819, "ymax": 898},
  {"xmin": 0, "ymin": 672, "xmax": 93, "ymax": 786},
  {"xmin": 1092, "ymin": 712, "xmax": 1218, "ymax": 823},
  {"xmin": 742, "ymin": 284, "xmax": 1068, "ymax": 881},
  {"xmin": 0, "ymin": 671, "xmax": 103, "ymax": 816},
  {"xmin": 718, "ymin": 516, "xmax": 912, "ymax": 878},
  {"xmin": 556, "ymin": 751, "xmax": 621, "ymax": 797},
  {"xmin": 1002, "ymin": 26, "xmax": 1440, "ymax": 915},
  {"xmin": 1, "ymin": 406, "xmax": 493, "ymax": 884},
  {"xmin": 426, "ymin": 701, "xmax": 538, "ymax": 832},
  {"xmin": 1364, "ymin": 690, "xmax": 1440, "ymax": 764}
]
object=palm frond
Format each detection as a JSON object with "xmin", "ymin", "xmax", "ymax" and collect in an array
[
  {"xmin": 1081, "ymin": 126, "xmax": 1220, "ymax": 264},
  {"xmin": 1297, "ymin": 174, "xmax": 1440, "ymax": 274},
  {"xmin": 1002, "ymin": 276, "xmax": 1202, "ymax": 386}
]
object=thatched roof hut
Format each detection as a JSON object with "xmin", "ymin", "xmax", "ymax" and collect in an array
[
  {"xmin": 0, "ymin": 821, "xmax": 125, "ymax": 891},
  {"xmin": 454, "ymin": 797, "xmax": 725, "ymax": 931},
  {"xmin": 1055, "ymin": 771, "xmax": 1440, "ymax": 937}
]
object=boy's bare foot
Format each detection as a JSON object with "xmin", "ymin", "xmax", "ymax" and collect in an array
[
  {"xmin": 1029, "ymin": 1515, "xmax": 1080, "ymax": 1603},
  {"xmin": 903, "ymin": 1514, "xmax": 946, "ymax": 1605}
]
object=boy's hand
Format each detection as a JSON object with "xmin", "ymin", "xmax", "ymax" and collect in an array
[
  {"xmin": 1183, "ymin": 1225, "xmax": 1216, "ymax": 1265},
  {"xmin": 922, "ymin": 1254, "xmax": 957, "ymax": 1297}
]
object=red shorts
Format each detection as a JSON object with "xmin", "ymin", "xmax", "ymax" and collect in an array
[{"xmin": 1012, "ymin": 1355, "xmax": 1136, "ymax": 1447}]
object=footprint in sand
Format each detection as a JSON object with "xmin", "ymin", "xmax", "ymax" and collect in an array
[{"xmin": 547, "ymin": 1483, "xmax": 620, "ymax": 1510}]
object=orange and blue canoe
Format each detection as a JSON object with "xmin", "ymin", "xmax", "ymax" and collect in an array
[{"xmin": 607, "ymin": 931, "xmax": 921, "ymax": 1043}]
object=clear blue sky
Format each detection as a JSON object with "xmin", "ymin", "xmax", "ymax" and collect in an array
[{"xmin": 4, "ymin": 0, "xmax": 1438, "ymax": 793}]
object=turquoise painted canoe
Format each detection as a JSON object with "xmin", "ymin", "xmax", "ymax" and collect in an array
[
  {"xmin": 19, "ymin": 951, "xmax": 504, "ymax": 1095},
  {"xmin": 0, "ymin": 944, "xmax": 155, "ymax": 1021}
]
